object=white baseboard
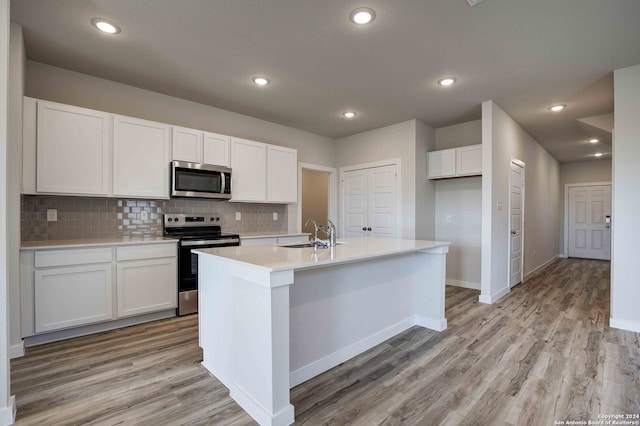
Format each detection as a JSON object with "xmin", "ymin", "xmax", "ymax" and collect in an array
[
  {"xmin": 9, "ymin": 341, "xmax": 24, "ymax": 359},
  {"xmin": 609, "ymin": 317, "xmax": 640, "ymax": 333},
  {"xmin": 415, "ymin": 315, "xmax": 447, "ymax": 331},
  {"xmin": 446, "ymin": 278, "xmax": 480, "ymax": 290},
  {"xmin": 479, "ymin": 286, "xmax": 510, "ymax": 304},
  {"xmin": 524, "ymin": 255, "xmax": 559, "ymax": 282},
  {"xmin": 0, "ymin": 396, "xmax": 16, "ymax": 426},
  {"xmin": 289, "ymin": 317, "xmax": 415, "ymax": 387}
]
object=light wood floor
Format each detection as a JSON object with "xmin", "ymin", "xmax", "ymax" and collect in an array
[{"xmin": 11, "ymin": 258, "xmax": 640, "ymax": 425}]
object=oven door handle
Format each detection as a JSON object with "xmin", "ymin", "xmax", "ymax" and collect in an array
[{"xmin": 181, "ymin": 238, "xmax": 240, "ymax": 247}]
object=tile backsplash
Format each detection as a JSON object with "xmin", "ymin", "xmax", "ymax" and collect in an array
[{"xmin": 21, "ymin": 195, "xmax": 288, "ymax": 242}]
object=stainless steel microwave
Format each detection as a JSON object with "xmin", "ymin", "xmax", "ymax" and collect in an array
[{"xmin": 171, "ymin": 161, "xmax": 232, "ymax": 199}]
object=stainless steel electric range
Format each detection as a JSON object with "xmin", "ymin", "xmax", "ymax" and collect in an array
[{"xmin": 163, "ymin": 214, "xmax": 240, "ymax": 316}]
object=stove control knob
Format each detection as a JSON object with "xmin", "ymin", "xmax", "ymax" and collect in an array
[
  {"xmin": 174, "ymin": 217, "xmax": 179, "ymax": 222},
  {"xmin": 210, "ymin": 217, "xmax": 215, "ymax": 222},
  {"xmin": 167, "ymin": 218, "xmax": 173, "ymax": 222},
  {"xmin": 216, "ymin": 217, "xmax": 220, "ymax": 221}
]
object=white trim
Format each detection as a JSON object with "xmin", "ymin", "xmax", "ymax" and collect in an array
[
  {"xmin": 609, "ymin": 317, "xmax": 640, "ymax": 333},
  {"xmin": 289, "ymin": 316, "xmax": 414, "ymax": 387},
  {"xmin": 338, "ymin": 158, "xmax": 402, "ymax": 238},
  {"xmin": 563, "ymin": 181, "xmax": 612, "ymax": 257},
  {"xmin": 446, "ymin": 278, "xmax": 480, "ymax": 290},
  {"xmin": 297, "ymin": 162, "xmax": 338, "ymax": 234},
  {"xmin": 0, "ymin": 396, "xmax": 16, "ymax": 426},
  {"xmin": 523, "ymin": 255, "xmax": 559, "ymax": 282},
  {"xmin": 508, "ymin": 159, "xmax": 525, "ymax": 288},
  {"xmin": 9, "ymin": 342, "xmax": 23, "ymax": 359},
  {"xmin": 415, "ymin": 315, "xmax": 447, "ymax": 332},
  {"xmin": 479, "ymin": 286, "xmax": 510, "ymax": 304}
]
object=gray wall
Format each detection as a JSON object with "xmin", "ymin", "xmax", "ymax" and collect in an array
[
  {"xmin": 611, "ymin": 63, "xmax": 640, "ymax": 331},
  {"xmin": 481, "ymin": 101, "xmax": 561, "ymax": 303},
  {"xmin": 434, "ymin": 120, "xmax": 482, "ymax": 288},
  {"xmin": 559, "ymin": 159, "xmax": 612, "ymax": 254}
]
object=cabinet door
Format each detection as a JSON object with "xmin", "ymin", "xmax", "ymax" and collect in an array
[
  {"xmin": 267, "ymin": 145, "xmax": 298, "ymax": 203},
  {"xmin": 36, "ymin": 101, "xmax": 110, "ymax": 195},
  {"xmin": 427, "ymin": 149, "xmax": 456, "ymax": 179},
  {"xmin": 203, "ymin": 132, "xmax": 230, "ymax": 167},
  {"xmin": 230, "ymin": 138, "xmax": 267, "ymax": 202},
  {"xmin": 35, "ymin": 264, "xmax": 113, "ymax": 333},
  {"xmin": 456, "ymin": 144, "xmax": 482, "ymax": 176},
  {"xmin": 113, "ymin": 115, "xmax": 171, "ymax": 198},
  {"xmin": 172, "ymin": 126, "xmax": 202, "ymax": 163},
  {"xmin": 116, "ymin": 257, "xmax": 177, "ymax": 318}
]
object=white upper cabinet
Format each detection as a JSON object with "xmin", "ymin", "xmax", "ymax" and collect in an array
[
  {"xmin": 230, "ymin": 138, "xmax": 267, "ymax": 202},
  {"xmin": 427, "ymin": 144, "xmax": 482, "ymax": 179},
  {"xmin": 36, "ymin": 100, "xmax": 111, "ymax": 195},
  {"xmin": 172, "ymin": 126, "xmax": 202, "ymax": 163},
  {"xmin": 203, "ymin": 132, "xmax": 230, "ymax": 167},
  {"xmin": 456, "ymin": 145, "xmax": 482, "ymax": 176},
  {"xmin": 267, "ymin": 145, "xmax": 297, "ymax": 203},
  {"xmin": 427, "ymin": 149, "xmax": 456, "ymax": 179},
  {"xmin": 113, "ymin": 115, "xmax": 171, "ymax": 199},
  {"xmin": 172, "ymin": 127, "xmax": 230, "ymax": 167}
]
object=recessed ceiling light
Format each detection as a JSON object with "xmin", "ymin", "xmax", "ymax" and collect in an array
[
  {"xmin": 350, "ymin": 8, "xmax": 376, "ymax": 25},
  {"xmin": 91, "ymin": 18, "xmax": 120, "ymax": 34},
  {"xmin": 548, "ymin": 104, "xmax": 566, "ymax": 112},
  {"xmin": 252, "ymin": 77, "xmax": 270, "ymax": 86},
  {"xmin": 438, "ymin": 77, "xmax": 457, "ymax": 86},
  {"xmin": 594, "ymin": 153, "xmax": 603, "ymax": 157},
  {"xmin": 588, "ymin": 138, "xmax": 599, "ymax": 144},
  {"xmin": 343, "ymin": 111, "xmax": 357, "ymax": 119}
]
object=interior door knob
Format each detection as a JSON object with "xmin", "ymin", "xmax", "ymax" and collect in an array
[{"xmin": 511, "ymin": 230, "xmax": 516, "ymax": 235}]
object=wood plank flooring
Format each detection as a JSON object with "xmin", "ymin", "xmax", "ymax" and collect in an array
[{"xmin": 11, "ymin": 258, "xmax": 640, "ymax": 425}]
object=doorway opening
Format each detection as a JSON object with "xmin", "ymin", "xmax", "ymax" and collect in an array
[{"xmin": 298, "ymin": 163, "xmax": 337, "ymax": 239}]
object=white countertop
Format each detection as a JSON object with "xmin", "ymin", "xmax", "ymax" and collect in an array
[
  {"xmin": 20, "ymin": 236, "xmax": 177, "ymax": 250},
  {"xmin": 194, "ymin": 237, "xmax": 450, "ymax": 272},
  {"xmin": 239, "ymin": 232, "xmax": 310, "ymax": 239}
]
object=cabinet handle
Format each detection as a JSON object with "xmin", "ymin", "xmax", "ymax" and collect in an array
[
  {"xmin": 362, "ymin": 227, "xmax": 367, "ymax": 231},
  {"xmin": 367, "ymin": 227, "xmax": 372, "ymax": 231}
]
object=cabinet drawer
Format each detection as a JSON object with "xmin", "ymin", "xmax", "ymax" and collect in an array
[
  {"xmin": 35, "ymin": 247, "xmax": 113, "ymax": 268},
  {"xmin": 116, "ymin": 243, "xmax": 177, "ymax": 261}
]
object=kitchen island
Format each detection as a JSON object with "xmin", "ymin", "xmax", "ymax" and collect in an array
[{"xmin": 195, "ymin": 237, "xmax": 450, "ymax": 426}]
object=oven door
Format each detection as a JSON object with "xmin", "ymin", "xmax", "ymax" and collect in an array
[
  {"xmin": 171, "ymin": 161, "xmax": 232, "ymax": 199},
  {"xmin": 177, "ymin": 238, "xmax": 240, "ymax": 315}
]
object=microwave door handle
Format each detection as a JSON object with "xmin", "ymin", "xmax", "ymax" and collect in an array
[{"xmin": 221, "ymin": 172, "xmax": 225, "ymax": 194}]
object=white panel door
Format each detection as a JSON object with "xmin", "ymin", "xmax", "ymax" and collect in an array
[
  {"xmin": 369, "ymin": 165, "xmax": 397, "ymax": 238},
  {"xmin": 568, "ymin": 185, "xmax": 612, "ymax": 260},
  {"xmin": 509, "ymin": 162, "xmax": 524, "ymax": 288},
  {"xmin": 113, "ymin": 115, "xmax": 171, "ymax": 198},
  {"xmin": 343, "ymin": 164, "xmax": 397, "ymax": 238},
  {"xmin": 344, "ymin": 169, "xmax": 368, "ymax": 237},
  {"xmin": 36, "ymin": 101, "xmax": 110, "ymax": 195}
]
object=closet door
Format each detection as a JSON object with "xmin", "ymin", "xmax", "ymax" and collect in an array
[{"xmin": 343, "ymin": 164, "xmax": 397, "ymax": 238}]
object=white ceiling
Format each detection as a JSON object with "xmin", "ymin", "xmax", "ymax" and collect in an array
[{"xmin": 10, "ymin": 0, "xmax": 640, "ymax": 163}]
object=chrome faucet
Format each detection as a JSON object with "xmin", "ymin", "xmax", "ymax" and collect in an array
[{"xmin": 304, "ymin": 218, "xmax": 337, "ymax": 248}]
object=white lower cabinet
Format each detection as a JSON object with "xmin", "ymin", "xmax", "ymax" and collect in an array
[
  {"xmin": 35, "ymin": 263, "xmax": 113, "ymax": 333},
  {"xmin": 116, "ymin": 257, "xmax": 177, "ymax": 318},
  {"xmin": 23, "ymin": 242, "xmax": 177, "ymax": 337}
]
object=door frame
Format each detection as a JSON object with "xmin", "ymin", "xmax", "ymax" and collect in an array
[
  {"xmin": 297, "ymin": 162, "xmax": 338, "ymax": 233},
  {"xmin": 508, "ymin": 159, "xmax": 525, "ymax": 288},
  {"xmin": 339, "ymin": 158, "xmax": 402, "ymax": 238},
  {"xmin": 563, "ymin": 181, "xmax": 612, "ymax": 258}
]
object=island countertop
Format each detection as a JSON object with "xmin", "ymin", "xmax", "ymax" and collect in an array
[{"xmin": 194, "ymin": 237, "xmax": 450, "ymax": 272}]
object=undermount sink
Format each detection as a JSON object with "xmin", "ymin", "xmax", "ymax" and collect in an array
[{"xmin": 280, "ymin": 241, "xmax": 346, "ymax": 248}]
